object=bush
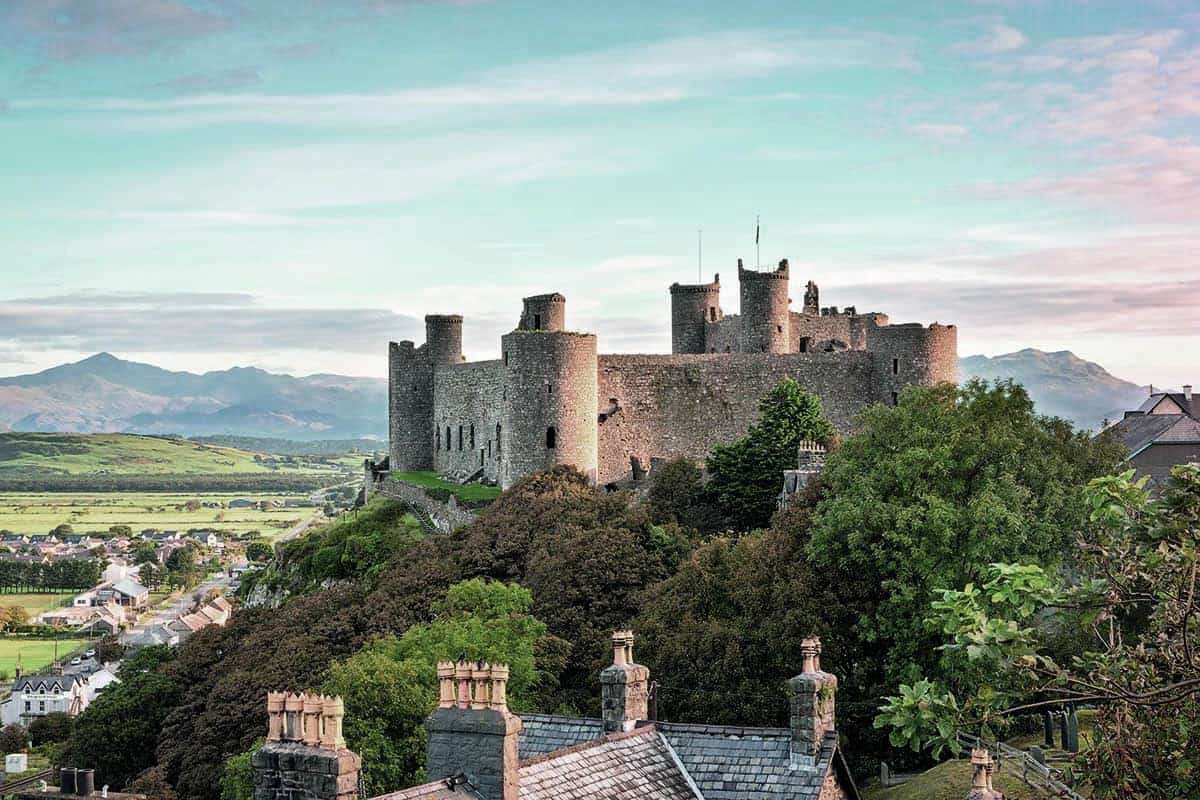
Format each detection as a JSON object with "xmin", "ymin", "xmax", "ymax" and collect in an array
[
  {"xmin": 29, "ymin": 712, "xmax": 73, "ymax": 746},
  {"xmin": 0, "ymin": 722, "xmax": 27, "ymax": 753}
]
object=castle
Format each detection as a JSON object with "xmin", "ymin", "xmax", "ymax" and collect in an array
[{"xmin": 388, "ymin": 258, "xmax": 957, "ymax": 488}]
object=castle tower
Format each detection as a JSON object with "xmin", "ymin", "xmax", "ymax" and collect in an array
[
  {"xmin": 669, "ymin": 274, "xmax": 721, "ymax": 354},
  {"xmin": 519, "ymin": 293, "xmax": 566, "ymax": 332},
  {"xmin": 425, "ymin": 314, "xmax": 464, "ymax": 365},
  {"xmin": 388, "ymin": 340, "xmax": 434, "ymax": 471},
  {"xmin": 738, "ymin": 258, "xmax": 790, "ymax": 354},
  {"xmin": 499, "ymin": 307, "xmax": 598, "ymax": 488},
  {"xmin": 867, "ymin": 322, "xmax": 959, "ymax": 405}
]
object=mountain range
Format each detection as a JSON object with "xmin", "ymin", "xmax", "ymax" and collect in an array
[
  {"xmin": 0, "ymin": 349, "xmax": 1151, "ymax": 440},
  {"xmin": 0, "ymin": 353, "xmax": 386, "ymax": 440}
]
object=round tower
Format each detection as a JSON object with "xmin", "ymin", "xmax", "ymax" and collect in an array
[
  {"xmin": 424, "ymin": 314, "xmax": 463, "ymax": 365},
  {"xmin": 518, "ymin": 293, "xmax": 566, "ymax": 332},
  {"xmin": 738, "ymin": 258, "xmax": 790, "ymax": 354},
  {"xmin": 669, "ymin": 274, "xmax": 720, "ymax": 354},
  {"xmin": 498, "ymin": 330, "xmax": 598, "ymax": 488},
  {"xmin": 867, "ymin": 322, "xmax": 958, "ymax": 405},
  {"xmin": 388, "ymin": 340, "xmax": 434, "ymax": 472}
]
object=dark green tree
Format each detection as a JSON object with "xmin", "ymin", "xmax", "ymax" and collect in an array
[
  {"xmin": 705, "ymin": 378, "xmax": 834, "ymax": 530},
  {"xmin": 29, "ymin": 712, "xmax": 73, "ymax": 746}
]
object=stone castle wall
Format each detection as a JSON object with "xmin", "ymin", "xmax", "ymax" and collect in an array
[
  {"xmin": 596, "ymin": 352, "xmax": 875, "ymax": 485},
  {"xmin": 374, "ymin": 477, "xmax": 478, "ymax": 533},
  {"xmin": 433, "ymin": 359, "xmax": 504, "ymax": 481}
]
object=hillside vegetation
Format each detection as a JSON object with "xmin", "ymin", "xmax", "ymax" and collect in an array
[{"xmin": 0, "ymin": 432, "xmax": 343, "ymax": 476}]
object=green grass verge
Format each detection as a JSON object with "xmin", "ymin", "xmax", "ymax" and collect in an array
[
  {"xmin": 862, "ymin": 757, "xmax": 1048, "ymax": 800},
  {"xmin": 392, "ymin": 471, "xmax": 501, "ymax": 502},
  {"xmin": 0, "ymin": 637, "xmax": 92, "ymax": 676}
]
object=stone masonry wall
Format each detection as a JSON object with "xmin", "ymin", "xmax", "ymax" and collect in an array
[
  {"xmin": 433, "ymin": 359, "xmax": 504, "ymax": 482},
  {"xmin": 251, "ymin": 742, "xmax": 360, "ymax": 800},
  {"xmin": 374, "ymin": 478, "xmax": 477, "ymax": 534},
  {"xmin": 596, "ymin": 352, "xmax": 875, "ymax": 485}
]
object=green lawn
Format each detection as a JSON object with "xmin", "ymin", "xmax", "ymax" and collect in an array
[
  {"xmin": 0, "ymin": 432, "xmax": 350, "ymax": 476},
  {"xmin": 392, "ymin": 471, "xmax": 501, "ymax": 502},
  {"xmin": 862, "ymin": 757, "xmax": 1047, "ymax": 800},
  {"xmin": 0, "ymin": 492, "xmax": 309, "ymax": 536},
  {"xmin": 0, "ymin": 637, "xmax": 92, "ymax": 677},
  {"xmin": 0, "ymin": 592, "xmax": 75, "ymax": 616}
]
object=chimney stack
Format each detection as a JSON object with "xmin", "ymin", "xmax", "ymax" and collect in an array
[
  {"xmin": 253, "ymin": 692, "xmax": 360, "ymax": 800},
  {"xmin": 787, "ymin": 637, "xmax": 837, "ymax": 770},
  {"xmin": 600, "ymin": 630, "xmax": 650, "ymax": 733},
  {"xmin": 426, "ymin": 660, "xmax": 521, "ymax": 800},
  {"xmin": 966, "ymin": 748, "xmax": 1004, "ymax": 799},
  {"xmin": 1184, "ymin": 384, "xmax": 1193, "ymax": 404}
]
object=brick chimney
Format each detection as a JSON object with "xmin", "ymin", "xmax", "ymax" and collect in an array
[
  {"xmin": 787, "ymin": 637, "xmax": 837, "ymax": 770},
  {"xmin": 252, "ymin": 692, "xmax": 360, "ymax": 800},
  {"xmin": 600, "ymin": 630, "xmax": 650, "ymax": 733},
  {"xmin": 1184, "ymin": 384, "xmax": 1193, "ymax": 404},
  {"xmin": 966, "ymin": 748, "xmax": 1004, "ymax": 799},
  {"xmin": 426, "ymin": 660, "xmax": 521, "ymax": 800}
]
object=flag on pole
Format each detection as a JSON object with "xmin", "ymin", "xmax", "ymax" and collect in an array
[{"xmin": 755, "ymin": 216, "xmax": 760, "ymax": 245}]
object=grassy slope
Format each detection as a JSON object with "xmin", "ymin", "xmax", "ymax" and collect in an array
[
  {"xmin": 392, "ymin": 470, "xmax": 502, "ymax": 501},
  {"xmin": 0, "ymin": 432, "xmax": 339, "ymax": 476},
  {"xmin": 0, "ymin": 637, "xmax": 92, "ymax": 675},
  {"xmin": 862, "ymin": 758, "xmax": 1046, "ymax": 800}
]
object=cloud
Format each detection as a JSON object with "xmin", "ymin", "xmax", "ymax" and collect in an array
[
  {"xmin": 910, "ymin": 123, "xmax": 970, "ymax": 143},
  {"xmin": 155, "ymin": 66, "xmax": 262, "ymax": 94},
  {"xmin": 0, "ymin": 292, "xmax": 421, "ymax": 355},
  {"xmin": 956, "ymin": 21, "xmax": 1028, "ymax": 55},
  {"xmin": 0, "ymin": 0, "xmax": 229, "ymax": 60},
  {"xmin": 12, "ymin": 29, "xmax": 918, "ymax": 128}
]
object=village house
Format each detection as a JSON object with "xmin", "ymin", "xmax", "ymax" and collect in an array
[
  {"xmin": 126, "ymin": 623, "xmax": 179, "ymax": 651},
  {"xmin": 1105, "ymin": 384, "xmax": 1200, "ymax": 487},
  {"xmin": 167, "ymin": 594, "xmax": 233, "ymax": 640},
  {"xmin": 96, "ymin": 578, "xmax": 150, "ymax": 616},
  {"xmin": 253, "ymin": 633, "xmax": 859, "ymax": 800}
]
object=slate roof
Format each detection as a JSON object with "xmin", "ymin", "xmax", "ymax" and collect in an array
[
  {"xmin": 372, "ymin": 780, "xmax": 480, "ymax": 799},
  {"xmin": 111, "ymin": 578, "xmax": 149, "ymax": 597},
  {"xmin": 1135, "ymin": 392, "xmax": 1197, "ymax": 418},
  {"xmin": 1110, "ymin": 413, "xmax": 1182, "ymax": 454},
  {"xmin": 520, "ymin": 726, "xmax": 699, "ymax": 800},
  {"xmin": 518, "ymin": 713, "xmax": 605, "ymax": 759},
  {"xmin": 15, "ymin": 674, "xmax": 83, "ymax": 693}
]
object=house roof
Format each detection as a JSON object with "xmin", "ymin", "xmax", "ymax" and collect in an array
[
  {"xmin": 111, "ymin": 578, "xmax": 149, "ymax": 597},
  {"xmin": 1109, "ymin": 414, "xmax": 1200, "ymax": 457},
  {"xmin": 16, "ymin": 674, "xmax": 82, "ymax": 693},
  {"xmin": 1135, "ymin": 392, "xmax": 1197, "ymax": 418},
  {"xmin": 372, "ymin": 716, "xmax": 851, "ymax": 800}
]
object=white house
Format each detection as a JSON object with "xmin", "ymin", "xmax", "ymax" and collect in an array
[
  {"xmin": 0, "ymin": 674, "xmax": 89, "ymax": 725},
  {"xmin": 103, "ymin": 559, "xmax": 138, "ymax": 585}
]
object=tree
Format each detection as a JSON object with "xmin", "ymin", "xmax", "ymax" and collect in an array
[
  {"xmin": 878, "ymin": 465, "xmax": 1200, "ymax": 800},
  {"xmin": 642, "ymin": 458, "xmax": 720, "ymax": 531},
  {"xmin": 807, "ymin": 380, "xmax": 1123, "ymax": 729},
  {"xmin": 29, "ymin": 712, "xmax": 73, "ymax": 746},
  {"xmin": 323, "ymin": 579, "xmax": 562, "ymax": 794},
  {"xmin": 245, "ymin": 542, "xmax": 272, "ymax": 563},
  {"xmin": 67, "ymin": 646, "xmax": 181, "ymax": 788},
  {"xmin": 109, "ymin": 524, "xmax": 133, "ymax": 537},
  {"xmin": 139, "ymin": 562, "xmax": 162, "ymax": 590},
  {"xmin": 705, "ymin": 378, "xmax": 834, "ymax": 530},
  {"xmin": 219, "ymin": 741, "xmax": 260, "ymax": 800},
  {"xmin": 51, "ymin": 523, "xmax": 74, "ymax": 536},
  {"xmin": 94, "ymin": 634, "xmax": 125, "ymax": 664},
  {"xmin": 132, "ymin": 540, "xmax": 158, "ymax": 566},
  {"xmin": 0, "ymin": 606, "xmax": 28, "ymax": 631},
  {"xmin": 0, "ymin": 723, "xmax": 26, "ymax": 753}
]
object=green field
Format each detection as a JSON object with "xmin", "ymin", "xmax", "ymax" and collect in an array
[
  {"xmin": 0, "ymin": 492, "xmax": 313, "ymax": 537},
  {"xmin": 0, "ymin": 592, "xmax": 74, "ymax": 615},
  {"xmin": 0, "ymin": 637, "xmax": 92, "ymax": 677},
  {"xmin": 0, "ymin": 432, "xmax": 350, "ymax": 476},
  {"xmin": 392, "ymin": 471, "xmax": 502, "ymax": 502}
]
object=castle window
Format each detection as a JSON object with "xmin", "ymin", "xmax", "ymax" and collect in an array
[
  {"xmin": 799, "ymin": 337, "xmax": 811, "ymax": 353},
  {"xmin": 891, "ymin": 392, "xmax": 899, "ymax": 406},
  {"xmin": 724, "ymin": 346, "xmax": 731, "ymax": 353},
  {"xmin": 496, "ymin": 423, "xmax": 502, "ymax": 455},
  {"xmin": 777, "ymin": 325, "xmax": 783, "ymax": 333},
  {"xmin": 445, "ymin": 427, "xmax": 451, "ymax": 451},
  {"xmin": 480, "ymin": 449, "xmax": 485, "ymax": 467},
  {"xmin": 458, "ymin": 425, "xmax": 464, "ymax": 451},
  {"xmin": 710, "ymin": 348, "xmax": 716, "ymax": 353},
  {"xmin": 892, "ymin": 358, "xmax": 899, "ymax": 375},
  {"xmin": 547, "ymin": 384, "xmax": 553, "ymax": 395},
  {"xmin": 546, "ymin": 426, "xmax": 557, "ymax": 449},
  {"xmin": 470, "ymin": 424, "xmax": 475, "ymax": 448},
  {"xmin": 533, "ymin": 313, "xmax": 542, "ymax": 330},
  {"xmin": 709, "ymin": 307, "xmax": 717, "ymax": 321},
  {"xmin": 488, "ymin": 440, "xmax": 492, "ymax": 458},
  {"xmin": 503, "ymin": 351, "xmax": 509, "ymax": 366},
  {"xmin": 436, "ymin": 432, "xmax": 441, "ymax": 451}
]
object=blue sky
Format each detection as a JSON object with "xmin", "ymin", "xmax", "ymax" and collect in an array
[{"xmin": 0, "ymin": 0, "xmax": 1197, "ymax": 385}]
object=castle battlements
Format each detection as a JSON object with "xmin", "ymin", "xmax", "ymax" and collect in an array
[{"xmin": 388, "ymin": 260, "xmax": 957, "ymax": 488}]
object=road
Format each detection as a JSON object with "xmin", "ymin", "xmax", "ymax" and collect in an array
[
  {"xmin": 273, "ymin": 510, "xmax": 324, "ymax": 547},
  {"xmin": 119, "ymin": 570, "xmax": 235, "ymax": 644}
]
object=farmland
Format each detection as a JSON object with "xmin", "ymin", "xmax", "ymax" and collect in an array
[
  {"xmin": 0, "ymin": 492, "xmax": 316, "ymax": 539},
  {"xmin": 0, "ymin": 637, "xmax": 93, "ymax": 677}
]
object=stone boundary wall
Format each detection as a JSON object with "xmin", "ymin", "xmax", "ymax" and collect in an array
[{"xmin": 373, "ymin": 477, "xmax": 477, "ymax": 534}]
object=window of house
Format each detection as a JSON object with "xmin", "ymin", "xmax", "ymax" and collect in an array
[
  {"xmin": 546, "ymin": 426, "xmax": 557, "ymax": 449},
  {"xmin": 38, "ymin": 701, "xmax": 44, "ymax": 712},
  {"xmin": 23, "ymin": 701, "xmax": 29, "ymax": 712},
  {"xmin": 892, "ymin": 358, "xmax": 899, "ymax": 375}
]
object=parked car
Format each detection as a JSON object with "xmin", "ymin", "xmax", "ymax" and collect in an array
[
  {"xmin": 85, "ymin": 649, "xmax": 96, "ymax": 659},
  {"xmin": 70, "ymin": 656, "xmax": 82, "ymax": 666}
]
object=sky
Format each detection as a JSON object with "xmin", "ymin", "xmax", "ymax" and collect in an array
[{"xmin": 0, "ymin": 0, "xmax": 1197, "ymax": 385}]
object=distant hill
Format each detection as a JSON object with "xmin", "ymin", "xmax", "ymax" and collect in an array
[
  {"xmin": 0, "ymin": 353, "xmax": 386, "ymax": 440},
  {"xmin": 0, "ymin": 432, "xmax": 342, "ymax": 476},
  {"xmin": 959, "ymin": 348, "xmax": 1147, "ymax": 431}
]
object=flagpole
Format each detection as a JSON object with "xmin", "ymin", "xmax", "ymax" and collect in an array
[
  {"xmin": 755, "ymin": 215, "xmax": 760, "ymax": 268},
  {"xmin": 697, "ymin": 229, "xmax": 702, "ymax": 282}
]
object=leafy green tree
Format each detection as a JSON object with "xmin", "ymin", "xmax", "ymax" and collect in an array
[
  {"xmin": 29, "ymin": 712, "xmax": 73, "ymax": 746},
  {"xmin": 705, "ymin": 378, "xmax": 834, "ymax": 530},
  {"xmin": 109, "ymin": 524, "xmax": 133, "ymax": 537},
  {"xmin": 67, "ymin": 646, "xmax": 181, "ymax": 788},
  {"xmin": 0, "ymin": 723, "xmax": 26, "ymax": 753},
  {"xmin": 219, "ymin": 740, "xmax": 260, "ymax": 800},
  {"xmin": 878, "ymin": 465, "xmax": 1200, "ymax": 800},
  {"xmin": 808, "ymin": 380, "xmax": 1123, "ymax": 716},
  {"xmin": 50, "ymin": 523, "xmax": 74, "ymax": 537},
  {"xmin": 132, "ymin": 540, "xmax": 158, "ymax": 566},
  {"xmin": 245, "ymin": 542, "xmax": 272, "ymax": 563},
  {"xmin": 323, "ymin": 579, "xmax": 562, "ymax": 794}
]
